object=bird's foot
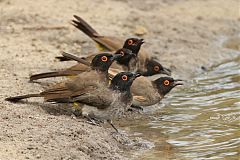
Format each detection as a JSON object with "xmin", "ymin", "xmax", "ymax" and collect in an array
[
  {"xmin": 84, "ymin": 116, "xmax": 103, "ymax": 126},
  {"xmin": 130, "ymin": 104, "xmax": 143, "ymax": 111},
  {"xmin": 128, "ymin": 105, "xmax": 144, "ymax": 114}
]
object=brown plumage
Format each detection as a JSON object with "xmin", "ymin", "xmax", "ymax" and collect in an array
[
  {"xmin": 54, "ymin": 53, "xmax": 176, "ymax": 107},
  {"xmin": 6, "ymin": 72, "xmax": 141, "ymax": 132},
  {"xmin": 131, "ymin": 77, "xmax": 183, "ymax": 107},
  {"xmin": 29, "ymin": 49, "xmax": 131, "ymax": 81},
  {"xmin": 7, "ymin": 53, "xmax": 121, "ymax": 102},
  {"xmin": 56, "ymin": 15, "xmax": 169, "ymax": 76},
  {"xmin": 53, "ymin": 53, "xmax": 176, "ymax": 107},
  {"xmin": 56, "ymin": 37, "xmax": 144, "ymax": 71}
]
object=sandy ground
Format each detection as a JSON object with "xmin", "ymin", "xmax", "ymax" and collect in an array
[{"xmin": 0, "ymin": 0, "xmax": 239, "ymax": 159}]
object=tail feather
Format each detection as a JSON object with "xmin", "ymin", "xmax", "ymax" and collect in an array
[
  {"xmin": 55, "ymin": 56, "xmax": 72, "ymax": 61},
  {"xmin": 55, "ymin": 54, "xmax": 88, "ymax": 62},
  {"xmin": 72, "ymin": 15, "xmax": 100, "ymax": 38},
  {"xmin": 30, "ymin": 71, "xmax": 72, "ymax": 81},
  {"xmin": 5, "ymin": 94, "xmax": 41, "ymax": 103}
]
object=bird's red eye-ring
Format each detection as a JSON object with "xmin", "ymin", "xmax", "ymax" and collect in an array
[
  {"xmin": 122, "ymin": 75, "xmax": 128, "ymax": 81},
  {"xmin": 164, "ymin": 80, "xmax": 170, "ymax": 86},
  {"xmin": 101, "ymin": 56, "xmax": 108, "ymax": 62},
  {"xmin": 128, "ymin": 39, "xmax": 134, "ymax": 45},
  {"xmin": 154, "ymin": 66, "xmax": 160, "ymax": 72}
]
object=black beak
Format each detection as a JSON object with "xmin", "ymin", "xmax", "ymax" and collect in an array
[
  {"xmin": 111, "ymin": 54, "xmax": 122, "ymax": 61},
  {"xmin": 173, "ymin": 79, "xmax": 184, "ymax": 86},
  {"xmin": 136, "ymin": 39, "xmax": 145, "ymax": 45},
  {"xmin": 132, "ymin": 72, "xmax": 142, "ymax": 80},
  {"xmin": 160, "ymin": 67, "xmax": 172, "ymax": 76}
]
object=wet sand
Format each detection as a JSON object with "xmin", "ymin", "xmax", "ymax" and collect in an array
[{"xmin": 0, "ymin": 0, "xmax": 239, "ymax": 159}]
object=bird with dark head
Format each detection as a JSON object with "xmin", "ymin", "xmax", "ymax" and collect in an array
[
  {"xmin": 90, "ymin": 53, "xmax": 121, "ymax": 72},
  {"xmin": 153, "ymin": 77, "xmax": 183, "ymax": 97},
  {"xmin": 139, "ymin": 59, "xmax": 172, "ymax": 76},
  {"xmin": 110, "ymin": 72, "xmax": 140, "ymax": 92},
  {"xmin": 130, "ymin": 76, "xmax": 183, "ymax": 107},
  {"xmin": 122, "ymin": 38, "xmax": 144, "ymax": 56},
  {"xmin": 7, "ymin": 53, "xmax": 122, "ymax": 102},
  {"xmin": 29, "ymin": 50, "xmax": 125, "ymax": 81},
  {"xmin": 69, "ymin": 15, "xmax": 172, "ymax": 75},
  {"xmin": 114, "ymin": 48, "xmax": 136, "ymax": 68},
  {"xmin": 6, "ymin": 71, "xmax": 141, "ymax": 132},
  {"xmin": 79, "ymin": 48, "xmax": 136, "ymax": 72},
  {"xmin": 55, "ymin": 37, "xmax": 144, "ymax": 73},
  {"xmin": 8, "ymin": 52, "xmax": 122, "ymax": 103},
  {"xmin": 80, "ymin": 71, "xmax": 141, "ymax": 132}
]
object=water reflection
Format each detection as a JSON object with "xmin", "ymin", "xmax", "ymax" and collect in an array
[{"xmin": 125, "ymin": 56, "xmax": 240, "ymax": 160}]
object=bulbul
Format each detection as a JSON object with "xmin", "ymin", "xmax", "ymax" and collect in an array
[
  {"xmin": 57, "ymin": 15, "xmax": 171, "ymax": 75},
  {"xmin": 29, "ymin": 49, "xmax": 130, "ymax": 81},
  {"xmin": 56, "ymin": 37, "xmax": 145, "ymax": 72},
  {"xmin": 131, "ymin": 76, "xmax": 183, "ymax": 107},
  {"xmin": 6, "ymin": 72, "xmax": 141, "ymax": 132},
  {"xmin": 74, "ymin": 55, "xmax": 171, "ymax": 77},
  {"xmin": 138, "ymin": 58, "xmax": 171, "ymax": 76},
  {"xmin": 69, "ymin": 15, "xmax": 150, "ymax": 67},
  {"xmin": 49, "ymin": 52, "xmax": 171, "ymax": 85},
  {"xmin": 80, "ymin": 72, "xmax": 141, "ymax": 131},
  {"xmin": 7, "ymin": 53, "xmax": 121, "ymax": 102},
  {"xmin": 6, "ymin": 52, "xmax": 120, "ymax": 104},
  {"xmin": 53, "ymin": 53, "xmax": 175, "ymax": 108}
]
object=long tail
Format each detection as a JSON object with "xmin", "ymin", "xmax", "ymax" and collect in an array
[
  {"xmin": 5, "ymin": 93, "xmax": 41, "ymax": 103},
  {"xmin": 55, "ymin": 56, "xmax": 72, "ymax": 61},
  {"xmin": 30, "ymin": 71, "xmax": 72, "ymax": 81},
  {"xmin": 61, "ymin": 52, "xmax": 91, "ymax": 66},
  {"xmin": 72, "ymin": 15, "xmax": 100, "ymax": 38}
]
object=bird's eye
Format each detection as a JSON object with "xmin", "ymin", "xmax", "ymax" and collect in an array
[
  {"xmin": 128, "ymin": 39, "xmax": 134, "ymax": 45},
  {"xmin": 101, "ymin": 56, "xmax": 108, "ymax": 62},
  {"xmin": 120, "ymin": 51, "xmax": 124, "ymax": 56},
  {"xmin": 164, "ymin": 80, "xmax": 170, "ymax": 86},
  {"xmin": 154, "ymin": 66, "xmax": 160, "ymax": 72},
  {"xmin": 122, "ymin": 75, "xmax": 128, "ymax": 81}
]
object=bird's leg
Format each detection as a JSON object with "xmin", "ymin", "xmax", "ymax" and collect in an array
[
  {"xmin": 107, "ymin": 119, "xmax": 119, "ymax": 133},
  {"xmin": 84, "ymin": 115, "xmax": 101, "ymax": 126},
  {"xmin": 84, "ymin": 116, "xmax": 99, "ymax": 126}
]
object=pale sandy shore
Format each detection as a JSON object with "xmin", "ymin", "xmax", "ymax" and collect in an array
[{"xmin": 0, "ymin": 0, "xmax": 239, "ymax": 159}]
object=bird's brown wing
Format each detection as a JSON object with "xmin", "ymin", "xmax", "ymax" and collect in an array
[
  {"xmin": 42, "ymin": 71, "xmax": 105, "ymax": 102},
  {"xmin": 92, "ymin": 36, "xmax": 123, "ymax": 51},
  {"xmin": 131, "ymin": 77, "xmax": 161, "ymax": 106},
  {"xmin": 72, "ymin": 15, "xmax": 150, "ymax": 68},
  {"xmin": 80, "ymin": 54, "xmax": 96, "ymax": 62},
  {"xmin": 63, "ymin": 63, "xmax": 91, "ymax": 74},
  {"xmin": 72, "ymin": 86, "xmax": 113, "ymax": 109}
]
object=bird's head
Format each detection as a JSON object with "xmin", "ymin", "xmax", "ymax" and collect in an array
[
  {"xmin": 123, "ymin": 38, "xmax": 144, "ymax": 56},
  {"xmin": 154, "ymin": 77, "xmax": 183, "ymax": 97},
  {"xmin": 141, "ymin": 59, "xmax": 171, "ymax": 76},
  {"xmin": 114, "ymin": 48, "xmax": 136, "ymax": 67},
  {"xmin": 110, "ymin": 72, "xmax": 141, "ymax": 92},
  {"xmin": 91, "ymin": 53, "xmax": 122, "ymax": 72}
]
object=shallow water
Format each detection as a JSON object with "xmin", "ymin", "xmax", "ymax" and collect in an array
[{"xmin": 125, "ymin": 56, "xmax": 240, "ymax": 160}]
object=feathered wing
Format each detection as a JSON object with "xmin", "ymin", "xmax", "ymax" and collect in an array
[
  {"xmin": 64, "ymin": 63, "xmax": 91, "ymax": 74},
  {"xmin": 131, "ymin": 77, "xmax": 161, "ymax": 106},
  {"xmin": 42, "ymin": 71, "xmax": 105, "ymax": 102},
  {"xmin": 72, "ymin": 86, "xmax": 113, "ymax": 109}
]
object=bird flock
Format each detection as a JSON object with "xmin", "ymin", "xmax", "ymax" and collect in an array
[{"xmin": 6, "ymin": 15, "xmax": 183, "ymax": 132}]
